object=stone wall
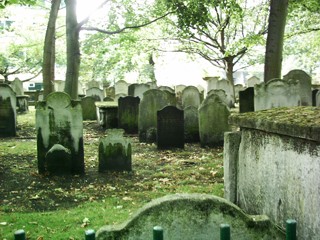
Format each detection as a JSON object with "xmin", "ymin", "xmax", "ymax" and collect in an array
[{"xmin": 224, "ymin": 107, "xmax": 320, "ymax": 239}]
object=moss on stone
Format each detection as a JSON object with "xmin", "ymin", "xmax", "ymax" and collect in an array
[{"xmin": 229, "ymin": 107, "xmax": 320, "ymax": 142}]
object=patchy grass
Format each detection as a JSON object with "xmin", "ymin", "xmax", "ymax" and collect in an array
[{"xmin": 0, "ymin": 107, "xmax": 224, "ymax": 239}]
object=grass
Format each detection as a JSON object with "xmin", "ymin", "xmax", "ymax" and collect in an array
[{"xmin": 0, "ymin": 107, "xmax": 224, "ymax": 239}]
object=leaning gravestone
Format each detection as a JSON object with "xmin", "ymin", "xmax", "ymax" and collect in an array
[
  {"xmin": 0, "ymin": 84, "xmax": 16, "ymax": 137},
  {"xmin": 199, "ymin": 94, "xmax": 231, "ymax": 147},
  {"xmin": 139, "ymin": 89, "xmax": 176, "ymax": 143},
  {"xmin": 157, "ymin": 106, "xmax": 184, "ymax": 149},
  {"xmin": 81, "ymin": 96, "xmax": 97, "ymax": 120},
  {"xmin": 118, "ymin": 96, "xmax": 140, "ymax": 134},
  {"xmin": 239, "ymin": 87, "xmax": 254, "ymax": 113},
  {"xmin": 283, "ymin": 69, "xmax": 312, "ymax": 106},
  {"xmin": 86, "ymin": 87, "xmax": 104, "ymax": 101},
  {"xmin": 181, "ymin": 86, "xmax": 201, "ymax": 109},
  {"xmin": 99, "ymin": 129, "xmax": 132, "ymax": 172},
  {"xmin": 184, "ymin": 106, "xmax": 199, "ymax": 143},
  {"xmin": 254, "ymin": 78, "xmax": 301, "ymax": 111},
  {"xmin": 36, "ymin": 92, "xmax": 84, "ymax": 175}
]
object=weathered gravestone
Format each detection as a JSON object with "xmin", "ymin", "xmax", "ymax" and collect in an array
[
  {"xmin": 36, "ymin": 92, "xmax": 84, "ymax": 175},
  {"xmin": 246, "ymin": 75, "xmax": 261, "ymax": 87},
  {"xmin": 86, "ymin": 87, "xmax": 104, "ymax": 101},
  {"xmin": 86, "ymin": 80, "xmax": 100, "ymax": 89},
  {"xmin": 203, "ymin": 76, "xmax": 219, "ymax": 92},
  {"xmin": 0, "ymin": 84, "xmax": 16, "ymax": 137},
  {"xmin": 199, "ymin": 94, "xmax": 231, "ymax": 147},
  {"xmin": 96, "ymin": 193, "xmax": 285, "ymax": 240},
  {"xmin": 115, "ymin": 80, "xmax": 128, "ymax": 96},
  {"xmin": 283, "ymin": 69, "xmax": 312, "ymax": 106},
  {"xmin": 104, "ymin": 86, "xmax": 115, "ymax": 99},
  {"xmin": 139, "ymin": 89, "xmax": 176, "ymax": 143},
  {"xmin": 99, "ymin": 129, "xmax": 132, "ymax": 172},
  {"xmin": 217, "ymin": 78, "xmax": 234, "ymax": 108},
  {"xmin": 184, "ymin": 106, "xmax": 199, "ymax": 143},
  {"xmin": 254, "ymin": 78, "xmax": 301, "ymax": 111},
  {"xmin": 158, "ymin": 86, "xmax": 175, "ymax": 94},
  {"xmin": 81, "ymin": 96, "xmax": 97, "ymax": 120},
  {"xmin": 157, "ymin": 106, "xmax": 184, "ymax": 149},
  {"xmin": 118, "ymin": 96, "xmax": 140, "ymax": 134},
  {"xmin": 207, "ymin": 89, "xmax": 228, "ymax": 107},
  {"xmin": 239, "ymin": 87, "xmax": 254, "ymax": 113},
  {"xmin": 10, "ymin": 78, "xmax": 29, "ymax": 113},
  {"xmin": 95, "ymin": 101, "xmax": 118, "ymax": 129},
  {"xmin": 128, "ymin": 83, "xmax": 150, "ymax": 100},
  {"xmin": 181, "ymin": 86, "xmax": 201, "ymax": 109}
]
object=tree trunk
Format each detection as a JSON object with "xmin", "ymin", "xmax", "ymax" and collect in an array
[
  {"xmin": 225, "ymin": 57, "xmax": 236, "ymax": 104},
  {"xmin": 64, "ymin": 0, "xmax": 80, "ymax": 99},
  {"xmin": 264, "ymin": 0, "xmax": 288, "ymax": 82},
  {"xmin": 42, "ymin": 0, "xmax": 61, "ymax": 98}
]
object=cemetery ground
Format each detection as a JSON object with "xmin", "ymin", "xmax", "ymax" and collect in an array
[{"xmin": 0, "ymin": 107, "xmax": 224, "ymax": 239}]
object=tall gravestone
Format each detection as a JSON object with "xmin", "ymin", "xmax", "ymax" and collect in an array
[
  {"xmin": 254, "ymin": 78, "xmax": 301, "ymax": 111},
  {"xmin": 139, "ymin": 89, "xmax": 176, "ymax": 142},
  {"xmin": 0, "ymin": 84, "xmax": 16, "ymax": 137},
  {"xmin": 184, "ymin": 106, "xmax": 199, "ymax": 143},
  {"xmin": 239, "ymin": 87, "xmax": 254, "ymax": 113},
  {"xmin": 36, "ymin": 92, "xmax": 84, "ymax": 175},
  {"xmin": 283, "ymin": 69, "xmax": 312, "ymax": 106},
  {"xmin": 118, "ymin": 96, "xmax": 140, "ymax": 134},
  {"xmin": 157, "ymin": 106, "xmax": 184, "ymax": 149},
  {"xmin": 99, "ymin": 129, "xmax": 132, "ymax": 172},
  {"xmin": 199, "ymin": 94, "xmax": 231, "ymax": 147},
  {"xmin": 86, "ymin": 87, "xmax": 104, "ymax": 101},
  {"xmin": 81, "ymin": 96, "xmax": 97, "ymax": 120},
  {"xmin": 181, "ymin": 86, "xmax": 201, "ymax": 109}
]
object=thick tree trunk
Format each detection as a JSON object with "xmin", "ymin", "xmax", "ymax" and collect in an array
[
  {"xmin": 42, "ymin": 0, "xmax": 61, "ymax": 98},
  {"xmin": 225, "ymin": 58, "xmax": 236, "ymax": 104},
  {"xmin": 264, "ymin": 0, "xmax": 288, "ymax": 82},
  {"xmin": 64, "ymin": 0, "xmax": 80, "ymax": 99}
]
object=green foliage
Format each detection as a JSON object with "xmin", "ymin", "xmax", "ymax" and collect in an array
[{"xmin": 0, "ymin": 0, "xmax": 37, "ymax": 9}]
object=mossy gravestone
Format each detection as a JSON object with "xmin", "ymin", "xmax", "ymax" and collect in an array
[
  {"xmin": 81, "ymin": 96, "xmax": 97, "ymax": 120},
  {"xmin": 139, "ymin": 89, "xmax": 176, "ymax": 143},
  {"xmin": 118, "ymin": 96, "xmax": 140, "ymax": 134},
  {"xmin": 36, "ymin": 92, "xmax": 84, "ymax": 175},
  {"xmin": 99, "ymin": 129, "xmax": 132, "ymax": 172},
  {"xmin": 239, "ymin": 87, "xmax": 254, "ymax": 113},
  {"xmin": 184, "ymin": 106, "xmax": 199, "ymax": 143},
  {"xmin": 199, "ymin": 94, "xmax": 231, "ymax": 147},
  {"xmin": 181, "ymin": 86, "xmax": 201, "ymax": 109},
  {"xmin": 157, "ymin": 106, "xmax": 184, "ymax": 149},
  {"xmin": 0, "ymin": 84, "xmax": 16, "ymax": 137}
]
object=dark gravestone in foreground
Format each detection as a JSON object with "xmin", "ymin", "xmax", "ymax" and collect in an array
[
  {"xmin": 239, "ymin": 87, "xmax": 254, "ymax": 113},
  {"xmin": 81, "ymin": 96, "xmax": 97, "ymax": 120},
  {"xmin": 157, "ymin": 106, "xmax": 184, "ymax": 149},
  {"xmin": 118, "ymin": 96, "xmax": 140, "ymax": 134},
  {"xmin": 0, "ymin": 84, "xmax": 16, "ymax": 137},
  {"xmin": 36, "ymin": 92, "xmax": 84, "ymax": 175}
]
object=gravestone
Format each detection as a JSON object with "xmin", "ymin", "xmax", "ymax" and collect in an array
[
  {"xmin": 86, "ymin": 87, "xmax": 104, "ymax": 101},
  {"xmin": 316, "ymin": 91, "xmax": 320, "ymax": 107},
  {"xmin": 312, "ymin": 89, "xmax": 319, "ymax": 106},
  {"xmin": 36, "ymin": 92, "xmax": 84, "ymax": 175},
  {"xmin": 157, "ymin": 106, "xmax": 184, "ymax": 149},
  {"xmin": 139, "ymin": 89, "xmax": 176, "ymax": 142},
  {"xmin": 104, "ymin": 86, "xmax": 115, "ymax": 99},
  {"xmin": 0, "ymin": 84, "xmax": 16, "ymax": 137},
  {"xmin": 246, "ymin": 76, "xmax": 261, "ymax": 87},
  {"xmin": 184, "ymin": 106, "xmax": 199, "ymax": 143},
  {"xmin": 158, "ymin": 86, "xmax": 175, "ymax": 94},
  {"xmin": 115, "ymin": 80, "xmax": 128, "ymax": 95},
  {"xmin": 128, "ymin": 84, "xmax": 138, "ymax": 96},
  {"xmin": 10, "ymin": 78, "xmax": 29, "ymax": 113},
  {"xmin": 99, "ymin": 129, "xmax": 132, "ymax": 172},
  {"xmin": 86, "ymin": 80, "xmax": 100, "ymax": 89},
  {"xmin": 81, "ymin": 96, "xmax": 97, "ymax": 120},
  {"xmin": 217, "ymin": 78, "xmax": 234, "ymax": 107},
  {"xmin": 118, "ymin": 96, "xmax": 140, "ymax": 134},
  {"xmin": 283, "ymin": 69, "xmax": 312, "ymax": 106},
  {"xmin": 239, "ymin": 87, "xmax": 254, "ymax": 113},
  {"xmin": 207, "ymin": 89, "xmax": 228, "ymax": 107},
  {"xmin": 254, "ymin": 78, "xmax": 301, "ymax": 111},
  {"xmin": 203, "ymin": 76, "xmax": 219, "ymax": 92},
  {"xmin": 129, "ymin": 83, "xmax": 150, "ymax": 100},
  {"xmin": 103, "ymin": 96, "xmax": 114, "ymax": 102},
  {"xmin": 199, "ymin": 94, "xmax": 231, "ymax": 147},
  {"xmin": 181, "ymin": 86, "xmax": 201, "ymax": 109},
  {"xmin": 54, "ymin": 80, "xmax": 65, "ymax": 92},
  {"xmin": 95, "ymin": 102, "xmax": 118, "ymax": 129},
  {"xmin": 115, "ymin": 93, "xmax": 127, "ymax": 102},
  {"xmin": 234, "ymin": 84, "xmax": 245, "ymax": 102}
]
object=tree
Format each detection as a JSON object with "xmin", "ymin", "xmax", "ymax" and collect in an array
[
  {"xmin": 157, "ymin": 0, "xmax": 269, "ymax": 88},
  {"xmin": 0, "ymin": 0, "xmax": 37, "ymax": 9},
  {"xmin": 42, "ymin": 0, "xmax": 61, "ymax": 98},
  {"xmin": 264, "ymin": 0, "xmax": 288, "ymax": 82}
]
